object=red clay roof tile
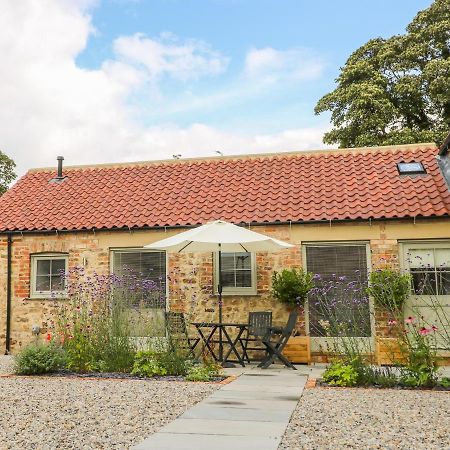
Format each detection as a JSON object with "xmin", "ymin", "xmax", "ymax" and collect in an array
[{"xmin": 0, "ymin": 145, "xmax": 449, "ymax": 232}]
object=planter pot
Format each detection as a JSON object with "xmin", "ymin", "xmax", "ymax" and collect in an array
[{"xmin": 282, "ymin": 336, "xmax": 311, "ymax": 364}]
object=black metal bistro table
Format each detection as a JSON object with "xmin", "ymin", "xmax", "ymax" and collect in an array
[{"xmin": 191, "ymin": 322, "xmax": 248, "ymax": 367}]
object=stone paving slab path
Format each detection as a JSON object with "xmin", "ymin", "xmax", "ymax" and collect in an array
[{"xmin": 133, "ymin": 366, "xmax": 307, "ymax": 450}]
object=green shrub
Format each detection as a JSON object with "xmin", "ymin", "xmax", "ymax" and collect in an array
[
  {"xmin": 366, "ymin": 269, "xmax": 411, "ymax": 310},
  {"xmin": 156, "ymin": 350, "xmax": 189, "ymax": 376},
  {"xmin": 185, "ymin": 365, "xmax": 213, "ymax": 382},
  {"xmin": 53, "ymin": 268, "xmax": 165, "ymax": 374},
  {"xmin": 131, "ymin": 351, "xmax": 167, "ymax": 377},
  {"xmin": 322, "ymin": 360, "xmax": 359, "ymax": 387},
  {"xmin": 14, "ymin": 343, "xmax": 66, "ymax": 375},
  {"xmin": 440, "ymin": 377, "xmax": 450, "ymax": 388},
  {"xmin": 400, "ymin": 361, "xmax": 438, "ymax": 388},
  {"xmin": 185, "ymin": 360, "xmax": 223, "ymax": 382},
  {"xmin": 271, "ymin": 268, "xmax": 314, "ymax": 306}
]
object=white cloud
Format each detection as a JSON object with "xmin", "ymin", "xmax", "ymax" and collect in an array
[
  {"xmin": 0, "ymin": 1, "xmax": 329, "ymax": 179},
  {"xmin": 244, "ymin": 47, "xmax": 325, "ymax": 82},
  {"xmin": 112, "ymin": 32, "xmax": 229, "ymax": 81}
]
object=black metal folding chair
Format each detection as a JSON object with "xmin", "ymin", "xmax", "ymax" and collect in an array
[
  {"xmin": 165, "ymin": 311, "xmax": 200, "ymax": 358},
  {"xmin": 240, "ymin": 311, "xmax": 272, "ymax": 362},
  {"xmin": 258, "ymin": 311, "xmax": 298, "ymax": 370}
]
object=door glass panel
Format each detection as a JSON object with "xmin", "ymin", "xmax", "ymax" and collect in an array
[
  {"xmin": 112, "ymin": 251, "xmax": 166, "ymax": 308},
  {"xmin": 306, "ymin": 245, "xmax": 370, "ymax": 337},
  {"xmin": 404, "ymin": 245, "xmax": 450, "ymax": 350},
  {"xmin": 411, "ymin": 270, "xmax": 437, "ymax": 295}
]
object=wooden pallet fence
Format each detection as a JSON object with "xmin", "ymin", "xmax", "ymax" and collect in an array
[
  {"xmin": 376, "ymin": 338, "xmax": 407, "ymax": 365},
  {"xmin": 283, "ymin": 336, "xmax": 311, "ymax": 364}
]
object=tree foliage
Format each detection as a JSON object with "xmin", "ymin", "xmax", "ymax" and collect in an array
[
  {"xmin": 315, "ymin": 0, "xmax": 450, "ymax": 148},
  {"xmin": 0, "ymin": 150, "xmax": 16, "ymax": 195}
]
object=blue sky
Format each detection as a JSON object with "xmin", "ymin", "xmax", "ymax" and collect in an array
[
  {"xmin": 76, "ymin": 0, "xmax": 432, "ymax": 133},
  {"xmin": 0, "ymin": 0, "xmax": 433, "ymax": 175}
]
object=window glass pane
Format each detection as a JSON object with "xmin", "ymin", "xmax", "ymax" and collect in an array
[
  {"xmin": 51, "ymin": 259, "xmax": 66, "ymax": 275},
  {"xmin": 438, "ymin": 270, "xmax": 450, "ymax": 295},
  {"xmin": 222, "ymin": 272, "xmax": 236, "ymax": 287},
  {"xmin": 411, "ymin": 270, "xmax": 437, "ymax": 295},
  {"xmin": 36, "ymin": 275, "xmax": 51, "ymax": 292},
  {"xmin": 235, "ymin": 253, "xmax": 251, "ymax": 270},
  {"xmin": 221, "ymin": 254, "xmax": 235, "ymax": 272},
  {"xmin": 36, "ymin": 260, "xmax": 50, "ymax": 276},
  {"xmin": 50, "ymin": 274, "xmax": 65, "ymax": 292},
  {"xmin": 236, "ymin": 271, "xmax": 252, "ymax": 287},
  {"xmin": 306, "ymin": 245, "xmax": 370, "ymax": 337}
]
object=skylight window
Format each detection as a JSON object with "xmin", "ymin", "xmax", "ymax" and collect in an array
[{"xmin": 397, "ymin": 161, "xmax": 426, "ymax": 175}]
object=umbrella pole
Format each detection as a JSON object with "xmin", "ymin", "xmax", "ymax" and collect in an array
[{"xmin": 218, "ymin": 245, "xmax": 223, "ymax": 363}]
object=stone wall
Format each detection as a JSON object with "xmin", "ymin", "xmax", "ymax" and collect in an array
[
  {"xmin": 0, "ymin": 220, "xmax": 448, "ymax": 360},
  {"xmin": 0, "ymin": 226, "xmax": 302, "ymax": 353},
  {"xmin": 370, "ymin": 232, "xmax": 400, "ymax": 339},
  {"xmin": 0, "ymin": 233, "xmax": 110, "ymax": 351}
]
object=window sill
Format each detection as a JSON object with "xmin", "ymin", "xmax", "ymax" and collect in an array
[
  {"xmin": 213, "ymin": 292, "xmax": 260, "ymax": 297},
  {"xmin": 26, "ymin": 295, "xmax": 68, "ymax": 301}
]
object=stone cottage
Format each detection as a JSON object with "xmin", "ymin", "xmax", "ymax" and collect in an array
[{"xmin": 0, "ymin": 139, "xmax": 449, "ymax": 362}]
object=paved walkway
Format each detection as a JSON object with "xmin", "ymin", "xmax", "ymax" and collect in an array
[{"xmin": 133, "ymin": 365, "xmax": 309, "ymax": 450}]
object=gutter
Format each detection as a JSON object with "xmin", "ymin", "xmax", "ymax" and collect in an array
[
  {"xmin": 0, "ymin": 215, "xmax": 449, "ymax": 237},
  {"xmin": 5, "ymin": 233, "xmax": 12, "ymax": 354}
]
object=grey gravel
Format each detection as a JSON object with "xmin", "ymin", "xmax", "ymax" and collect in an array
[
  {"xmin": 0, "ymin": 355, "xmax": 14, "ymax": 375},
  {"xmin": 279, "ymin": 387, "xmax": 450, "ymax": 450},
  {"xmin": 0, "ymin": 376, "xmax": 218, "ymax": 449}
]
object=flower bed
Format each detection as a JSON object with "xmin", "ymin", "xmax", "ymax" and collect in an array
[{"xmin": 15, "ymin": 268, "xmax": 223, "ymax": 383}]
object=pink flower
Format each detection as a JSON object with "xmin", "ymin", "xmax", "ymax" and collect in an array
[
  {"xmin": 405, "ymin": 316, "xmax": 415, "ymax": 324},
  {"xmin": 432, "ymin": 325, "xmax": 438, "ymax": 332},
  {"xmin": 388, "ymin": 319, "xmax": 398, "ymax": 325},
  {"xmin": 419, "ymin": 327, "xmax": 431, "ymax": 335}
]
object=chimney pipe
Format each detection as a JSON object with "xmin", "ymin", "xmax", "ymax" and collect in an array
[{"xmin": 56, "ymin": 156, "xmax": 64, "ymax": 178}]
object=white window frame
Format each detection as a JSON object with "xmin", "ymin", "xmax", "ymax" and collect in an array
[
  {"xmin": 214, "ymin": 252, "xmax": 257, "ymax": 296},
  {"xmin": 400, "ymin": 241, "xmax": 450, "ymax": 296},
  {"xmin": 109, "ymin": 248, "xmax": 169, "ymax": 307},
  {"xmin": 30, "ymin": 254, "xmax": 68, "ymax": 298}
]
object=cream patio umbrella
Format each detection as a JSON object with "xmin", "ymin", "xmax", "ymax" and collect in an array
[{"xmin": 145, "ymin": 220, "xmax": 293, "ymax": 363}]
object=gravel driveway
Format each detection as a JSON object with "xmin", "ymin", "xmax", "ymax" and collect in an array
[
  {"xmin": 280, "ymin": 387, "xmax": 450, "ymax": 449},
  {"xmin": 0, "ymin": 375, "xmax": 218, "ymax": 449}
]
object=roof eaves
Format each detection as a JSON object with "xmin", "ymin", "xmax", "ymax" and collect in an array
[{"xmin": 1, "ymin": 214, "xmax": 449, "ymax": 235}]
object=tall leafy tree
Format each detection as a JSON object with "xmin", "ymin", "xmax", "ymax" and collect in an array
[
  {"xmin": 315, "ymin": 0, "xmax": 450, "ymax": 148},
  {"xmin": 0, "ymin": 151, "xmax": 16, "ymax": 195}
]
